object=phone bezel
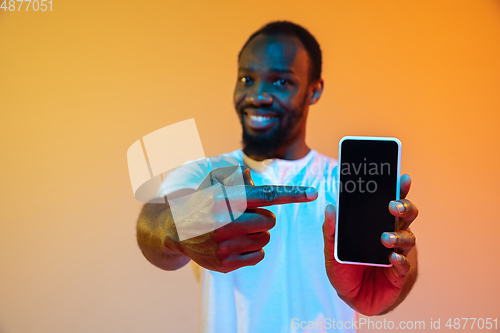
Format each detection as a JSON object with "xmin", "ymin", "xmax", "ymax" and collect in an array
[{"xmin": 334, "ymin": 136, "xmax": 402, "ymax": 267}]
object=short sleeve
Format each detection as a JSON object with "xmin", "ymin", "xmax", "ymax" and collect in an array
[
  {"xmin": 318, "ymin": 152, "xmax": 339, "ymax": 206},
  {"xmin": 156, "ymin": 151, "xmax": 244, "ymax": 198},
  {"xmin": 157, "ymin": 159, "xmax": 209, "ymax": 197}
]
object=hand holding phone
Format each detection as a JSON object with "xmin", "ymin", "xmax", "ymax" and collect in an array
[
  {"xmin": 334, "ymin": 136, "xmax": 401, "ymax": 266},
  {"xmin": 322, "ymin": 136, "xmax": 419, "ymax": 315}
]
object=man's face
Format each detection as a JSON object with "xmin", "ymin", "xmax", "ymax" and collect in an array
[{"xmin": 234, "ymin": 34, "xmax": 313, "ymax": 158}]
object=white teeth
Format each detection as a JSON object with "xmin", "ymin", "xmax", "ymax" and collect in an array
[{"xmin": 249, "ymin": 115, "xmax": 274, "ymax": 122}]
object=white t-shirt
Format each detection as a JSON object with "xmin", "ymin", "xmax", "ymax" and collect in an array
[{"xmin": 159, "ymin": 149, "xmax": 356, "ymax": 333}]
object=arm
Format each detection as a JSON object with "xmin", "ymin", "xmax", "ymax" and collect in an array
[
  {"xmin": 136, "ymin": 166, "xmax": 317, "ymax": 273},
  {"xmin": 136, "ymin": 200, "xmax": 190, "ymax": 271}
]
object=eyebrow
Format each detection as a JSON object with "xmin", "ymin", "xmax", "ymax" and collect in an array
[{"xmin": 238, "ymin": 67, "xmax": 295, "ymax": 74}]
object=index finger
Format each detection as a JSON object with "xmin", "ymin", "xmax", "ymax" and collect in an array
[
  {"xmin": 389, "ymin": 199, "xmax": 419, "ymax": 230},
  {"xmin": 400, "ymin": 174, "xmax": 412, "ymax": 199},
  {"xmin": 211, "ymin": 165, "xmax": 255, "ymax": 186},
  {"xmin": 245, "ymin": 185, "xmax": 318, "ymax": 208}
]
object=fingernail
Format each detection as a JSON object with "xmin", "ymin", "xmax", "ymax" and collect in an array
[
  {"xmin": 306, "ymin": 187, "xmax": 318, "ymax": 200},
  {"xmin": 391, "ymin": 252, "xmax": 402, "ymax": 263},
  {"xmin": 391, "ymin": 201, "xmax": 405, "ymax": 214},
  {"xmin": 382, "ymin": 232, "xmax": 397, "ymax": 246}
]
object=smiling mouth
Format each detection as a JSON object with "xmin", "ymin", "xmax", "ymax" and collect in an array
[{"xmin": 243, "ymin": 112, "xmax": 279, "ymax": 130}]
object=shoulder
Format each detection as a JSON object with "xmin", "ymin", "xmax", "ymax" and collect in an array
[
  {"xmin": 214, "ymin": 149, "xmax": 244, "ymax": 165},
  {"xmin": 307, "ymin": 150, "xmax": 338, "ymax": 196},
  {"xmin": 311, "ymin": 149, "xmax": 337, "ymax": 165},
  {"xmin": 309, "ymin": 149, "xmax": 338, "ymax": 175},
  {"xmin": 158, "ymin": 149, "xmax": 243, "ymax": 197}
]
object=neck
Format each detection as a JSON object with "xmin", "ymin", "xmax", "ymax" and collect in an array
[{"xmin": 243, "ymin": 131, "xmax": 310, "ymax": 161}]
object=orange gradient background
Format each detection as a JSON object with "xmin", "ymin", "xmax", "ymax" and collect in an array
[{"xmin": 1, "ymin": 1, "xmax": 499, "ymax": 332}]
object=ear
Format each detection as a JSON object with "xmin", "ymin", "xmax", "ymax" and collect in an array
[{"xmin": 308, "ymin": 79, "xmax": 324, "ymax": 105}]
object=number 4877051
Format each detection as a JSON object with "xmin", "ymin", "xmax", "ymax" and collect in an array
[{"xmin": 1, "ymin": 0, "xmax": 52, "ymax": 11}]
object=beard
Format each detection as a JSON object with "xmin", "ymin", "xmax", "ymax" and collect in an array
[{"xmin": 240, "ymin": 94, "xmax": 309, "ymax": 159}]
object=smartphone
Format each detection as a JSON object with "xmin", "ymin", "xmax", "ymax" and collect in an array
[{"xmin": 334, "ymin": 136, "xmax": 401, "ymax": 267}]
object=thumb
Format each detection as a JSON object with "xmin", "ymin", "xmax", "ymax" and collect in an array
[{"xmin": 322, "ymin": 204, "xmax": 337, "ymax": 261}]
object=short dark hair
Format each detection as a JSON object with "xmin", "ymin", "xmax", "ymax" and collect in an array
[{"xmin": 238, "ymin": 21, "xmax": 322, "ymax": 83}]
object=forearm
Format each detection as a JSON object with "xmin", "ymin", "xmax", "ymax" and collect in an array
[
  {"xmin": 379, "ymin": 246, "xmax": 418, "ymax": 315},
  {"xmin": 136, "ymin": 203, "xmax": 190, "ymax": 270}
]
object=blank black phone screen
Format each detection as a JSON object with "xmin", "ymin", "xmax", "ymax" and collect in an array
[{"xmin": 336, "ymin": 139, "xmax": 399, "ymax": 265}]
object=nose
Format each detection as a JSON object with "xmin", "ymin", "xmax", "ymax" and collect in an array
[{"xmin": 245, "ymin": 85, "xmax": 273, "ymax": 107}]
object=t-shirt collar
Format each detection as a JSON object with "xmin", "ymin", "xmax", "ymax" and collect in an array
[{"xmin": 242, "ymin": 149, "xmax": 316, "ymax": 174}]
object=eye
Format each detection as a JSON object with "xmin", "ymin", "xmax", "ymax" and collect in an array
[
  {"xmin": 272, "ymin": 79, "xmax": 290, "ymax": 87},
  {"xmin": 239, "ymin": 76, "xmax": 253, "ymax": 86}
]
